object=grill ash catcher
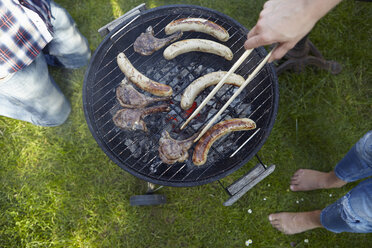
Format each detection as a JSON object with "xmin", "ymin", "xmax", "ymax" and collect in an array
[{"xmin": 84, "ymin": 4, "xmax": 279, "ymax": 206}]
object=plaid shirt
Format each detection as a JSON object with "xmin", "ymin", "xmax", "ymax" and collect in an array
[{"xmin": 0, "ymin": 0, "xmax": 52, "ymax": 77}]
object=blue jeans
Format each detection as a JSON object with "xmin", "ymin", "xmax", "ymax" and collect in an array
[
  {"xmin": 320, "ymin": 131, "xmax": 372, "ymax": 233},
  {"xmin": 0, "ymin": 1, "xmax": 90, "ymax": 126}
]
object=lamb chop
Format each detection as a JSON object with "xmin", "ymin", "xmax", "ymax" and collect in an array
[
  {"xmin": 158, "ymin": 130, "xmax": 197, "ymax": 164},
  {"xmin": 113, "ymin": 104, "xmax": 170, "ymax": 132},
  {"xmin": 116, "ymin": 78, "xmax": 171, "ymax": 108},
  {"xmin": 133, "ymin": 26, "xmax": 183, "ymax": 56}
]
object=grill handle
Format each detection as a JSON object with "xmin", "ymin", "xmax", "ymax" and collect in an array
[{"xmin": 98, "ymin": 3, "xmax": 147, "ymax": 37}]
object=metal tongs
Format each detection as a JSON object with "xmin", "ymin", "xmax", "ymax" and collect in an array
[{"xmin": 180, "ymin": 48, "xmax": 275, "ymax": 142}]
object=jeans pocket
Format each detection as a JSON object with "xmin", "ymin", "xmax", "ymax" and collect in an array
[{"xmin": 340, "ymin": 193, "xmax": 361, "ymax": 224}]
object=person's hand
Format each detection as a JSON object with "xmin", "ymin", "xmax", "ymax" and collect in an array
[{"xmin": 244, "ymin": 0, "xmax": 342, "ymax": 62}]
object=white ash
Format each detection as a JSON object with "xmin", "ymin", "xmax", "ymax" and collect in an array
[
  {"xmin": 124, "ymin": 138, "xmax": 141, "ymax": 158},
  {"xmin": 237, "ymin": 103, "xmax": 252, "ymax": 118},
  {"xmin": 216, "ymin": 139, "xmax": 234, "ymax": 153},
  {"xmin": 109, "ymin": 103, "xmax": 122, "ymax": 117},
  {"xmin": 149, "ymin": 160, "xmax": 162, "ymax": 174},
  {"xmin": 145, "ymin": 67, "xmax": 156, "ymax": 76},
  {"xmin": 124, "ymin": 138, "xmax": 134, "ymax": 149},
  {"xmin": 205, "ymin": 108, "xmax": 218, "ymax": 121},
  {"xmin": 191, "ymin": 122, "xmax": 203, "ymax": 131},
  {"xmin": 179, "ymin": 68, "xmax": 190, "ymax": 80},
  {"xmin": 205, "ymin": 67, "xmax": 214, "ymax": 74},
  {"xmin": 186, "ymin": 73, "xmax": 195, "ymax": 82},
  {"xmin": 170, "ymin": 76, "xmax": 180, "ymax": 87},
  {"xmin": 173, "ymin": 92, "xmax": 182, "ymax": 102},
  {"xmin": 215, "ymin": 84, "xmax": 231, "ymax": 98},
  {"xmin": 153, "ymin": 73, "xmax": 162, "ymax": 81},
  {"xmin": 228, "ymin": 96, "xmax": 242, "ymax": 108},
  {"xmin": 206, "ymin": 149, "xmax": 219, "ymax": 164},
  {"xmin": 186, "ymin": 61, "xmax": 197, "ymax": 71},
  {"xmin": 160, "ymin": 61, "xmax": 175, "ymax": 74},
  {"xmin": 206, "ymin": 99, "xmax": 215, "ymax": 106},
  {"xmin": 192, "ymin": 64, "xmax": 204, "ymax": 75},
  {"xmin": 133, "ymin": 139, "xmax": 146, "ymax": 158}
]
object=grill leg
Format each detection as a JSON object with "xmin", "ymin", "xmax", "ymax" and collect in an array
[
  {"xmin": 275, "ymin": 35, "xmax": 342, "ymax": 75},
  {"xmin": 222, "ymin": 154, "xmax": 276, "ymax": 206},
  {"xmin": 129, "ymin": 182, "xmax": 167, "ymax": 206}
]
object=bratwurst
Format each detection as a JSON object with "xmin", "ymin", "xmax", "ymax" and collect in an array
[
  {"xmin": 163, "ymin": 39, "xmax": 233, "ymax": 61},
  {"xmin": 165, "ymin": 18, "xmax": 229, "ymax": 42},
  {"xmin": 180, "ymin": 71, "xmax": 245, "ymax": 110},
  {"xmin": 117, "ymin": 52, "xmax": 173, "ymax": 97},
  {"xmin": 192, "ymin": 118, "xmax": 256, "ymax": 166}
]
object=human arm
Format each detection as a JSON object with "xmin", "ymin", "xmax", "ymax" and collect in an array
[{"xmin": 244, "ymin": 0, "xmax": 342, "ymax": 62}]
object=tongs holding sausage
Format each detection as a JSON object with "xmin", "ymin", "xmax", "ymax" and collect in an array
[
  {"xmin": 180, "ymin": 47, "xmax": 275, "ymax": 142},
  {"xmin": 180, "ymin": 49, "xmax": 253, "ymax": 130}
]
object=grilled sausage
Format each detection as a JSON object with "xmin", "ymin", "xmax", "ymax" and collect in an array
[
  {"xmin": 192, "ymin": 118, "xmax": 256, "ymax": 166},
  {"xmin": 165, "ymin": 18, "xmax": 229, "ymax": 42},
  {"xmin": 181, "ymin": 71, "xmax": 245, "ymax": 110},
  {"xmin": 117, "ymin": 52, "xmax": 173, "ymax": 97},
  {"xmin": 163, "ymin": 39, "xmax": 233, "ymax": 61}
]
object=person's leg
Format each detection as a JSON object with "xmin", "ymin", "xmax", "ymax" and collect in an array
[
  {"xmin": 43, "ymin": 1, "xmax": 90, "ymax": 68},
  {"xmin": 0, "ymin": 54, "xmax": 70, "ymax": 126},
  {"xmin": 269, "ymin": 132, "xmax": 372, "ymax": 234},
  {"xmin": 320, "ymin": 178, "xmax": 372, "ymax": 233},
  {"xmin": 290, "ymin": 131, "xmax": 372, "ymax": 191},
  {"xmin": 269, "ymin": 178, "xmax": 372, "ymax": 234}
]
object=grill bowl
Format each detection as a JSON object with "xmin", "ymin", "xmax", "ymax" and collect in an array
[{"xmin": 83, "ymin": 5, "xmax": 279, "ymax": 187}]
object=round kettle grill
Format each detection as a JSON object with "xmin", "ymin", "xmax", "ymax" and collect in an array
[{"xmin": 83, "ymin": 4, "xmax": 278, "ymax": 206}]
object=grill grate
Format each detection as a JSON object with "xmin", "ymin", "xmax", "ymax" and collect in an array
[{"xmin": 83, "ymin": 5, "xmax": 278, "ymax": 187}]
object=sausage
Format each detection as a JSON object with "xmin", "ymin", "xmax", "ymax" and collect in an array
[
  {"xmin": 165, "ymin": 18, "xmax": 229, "ymax": 42},
  {"xmin": 180, "ymin": 71, "xmax": 245, "ymax": 110},
  {"xmin": 192, "ymin": 118, "xmax": 256, "ymax": 166},
  {"xmin": 163, "ymin": 39, "xmax": 233, "ymax": 61},
  {"xmin": 117, "ymin": 52, "xmax": 173, "ymax": 97}
]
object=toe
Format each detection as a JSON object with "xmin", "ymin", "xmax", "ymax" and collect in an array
[
  {"xmin": 290, "ymin": 184, "xmax": 300, "ymax": 191},
  {"xmin": 269, "ymin": 214, "xmax": 277, "ymax": 221},
  {"xmin": 269, "ymin": 213, "xmax": 282, "ymax": 222},
  {"xmin": 291, "ymin": 170, "xmax": 302, "ymax": 182},
  {"xmin": 290, "ymin": 178, "xmax": 299, "ymax": 186}
]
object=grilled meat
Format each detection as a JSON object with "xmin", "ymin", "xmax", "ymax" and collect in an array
[
  {"xmin": 163, "ymin": 39, "xmax": 233, "ymax": 61},
  {"xmin": 180, "ymin": 71, "xmax": 245, "ymax": 110},
  {"xmin": 134, "ymin": 26, "xmax": 183, "ymax": 56},
  {"xmin": 158, "ymin": 131, "xmax": 197, "ymax": 164},
  {"xmin": 116, "ymin": 78, "xmax": 171, "ymax": 108},
  {"xmin": 165, "ymin": 18, "xmax": 230, "ymax": 42},
  {"xmin": 193, "ymin": 118, "xmax": 256, "ymax": 166},
  {"xmin": 113, "ymin": 104, "xmax": 170, "ymax": 132},
  {"xmin": 117, "ymin": 52, "xmax": 173, "ymax": 97}
]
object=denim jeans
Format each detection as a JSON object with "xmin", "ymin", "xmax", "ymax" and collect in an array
[
  {"xmin": 0, "ymin": 1, "xmax": 90, "ymax": 126},
  {"xmin": 320, "ymin": 131, "xmax": 372, "ymax": 233}
]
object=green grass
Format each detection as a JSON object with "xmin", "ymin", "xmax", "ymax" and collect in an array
[{"xmin": 1, "ymin": 0, "xmax": 371, "ymax": 247}]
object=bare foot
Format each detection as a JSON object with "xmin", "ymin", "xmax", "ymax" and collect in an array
[
  {"xmin": 269, "ymin": 210, "xmax": 323, "ymax": 235},
  {"xmin": 290, "ymin": 169, "xmax": 347, "ymax": 191}
]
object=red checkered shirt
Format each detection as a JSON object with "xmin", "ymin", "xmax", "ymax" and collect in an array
[{"xmin": 0, "ymin": 0, "xmax": 52, "ymax": 77}]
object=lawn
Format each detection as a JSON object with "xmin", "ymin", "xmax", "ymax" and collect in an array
[{"xmin": 0, "ymin": 0, "xmax": 371, "ymax": 247}]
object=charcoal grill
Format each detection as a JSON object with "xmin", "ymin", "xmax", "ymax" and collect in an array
[{"xmin": 83, "ymin": 4, "xmax": 279, "ymax": 206}]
